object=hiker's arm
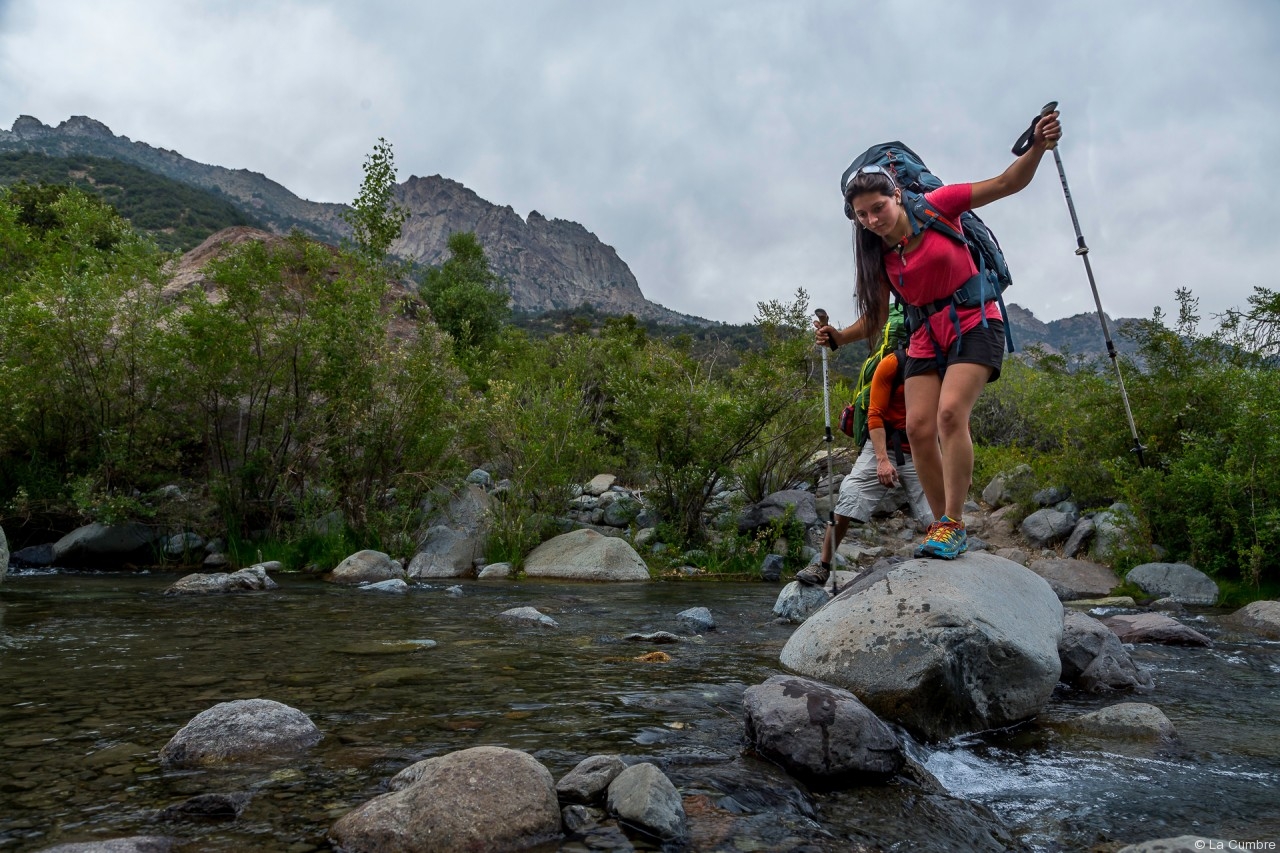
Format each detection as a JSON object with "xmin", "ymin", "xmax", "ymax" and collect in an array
[
  {"xmin": 867, "ymin": 427, "xmax": 899, "ymax": 487},
  {"xmin": 970, "ymin": 110, "xmax": 1062, "ymax": 209},
  {"xmin": 816, "ymin": 299, "xmax": 888, "ymax": 347}
]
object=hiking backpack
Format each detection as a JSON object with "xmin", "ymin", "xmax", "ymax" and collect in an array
[
  {"xmin": 842, "ymin": 141, "xmax": 1015, "ymax": 353},
  {"xmin": 839, "ymin": 304, "xmax": 908, "ymax": 458}
]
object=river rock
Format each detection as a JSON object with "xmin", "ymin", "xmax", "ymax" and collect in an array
[
  {"xmin": 1101, "ymin": 613, "xmax": 1213, "ymax": 647},
  {"xmin": 498, "ymin": 606, "xmax": 559, "ymax": 628},
  {"xmin": 606, "ymin": 762, "xmax": 687, "ymax": 843},
  {"xmin": 675, "ymin": 606, "xmax": 714, "ymax": 633},
  {"xmin": 1020, "ymin": 508, "xmax": 1077, "ymax": 549},
  {"xmin": 1059, "ymin": 611, "xmax": 1155, "ymax": 693},
  {"xmin": 1029, "ymin": 558, "xmax": 1120, "ymax": 601},
  {"xmin": 1066, "ymin": 702, "xmax": 1178, "ymax": 742},
  {"xmin": 477, "ymin": 561, "xmax": 512, "ymax": 579},
  {"xmin": 556, "ymin": 754, "xmax": 625, "ymax": 805},
  {"xmin": 981, "ymin": 464, "xmax": 1034, "ymax": 508},
  {"xmin": 328, "ymin": 549, "xmax": 405, "ymax": 584},
  {"xmin": 603, "ymin": 496, "xmax": 643, "ymax": 527},
  {"xmin": 1092, "ymin": 502, "xmax": 1141, "ymax": 563},
  {"xmin": 760, "ymin": 553, "xmax": 784, "ymax": 582},
  {"xmin": 11, "ymin": 542, "xmax": 54, "ymax": 568},
  {"xmin": 163, "ymin": 532, "xmax": 205, "ymax": 560},
  {"xmin": 743, "ymin": 674, "xmax": 904, "ymax": 782},
  {"xmin": 771, "ymin": 580, "xmax": 830, "ymax": 624},
  {"xmin": 737, "ymin": 490, "xmax": 819, "ymax": 533},
  {"xmin": 163, "ymin": 565, "xmax": 279, "ymax": 595},
  {"xmin": 52, "ymin": 522, "xmax": 161, "ymax": 568},
  {"xmin": 408, "ymin": 526, "xmax": 480, "ymax": 578},
  {"xmin": 1125, "ymin": 562, "xmax": 1218, "ymax": 605},
  {"xmin": 159, "ymin": 699, "xmax": 321, "ymax": 768},
  {"xmin": 1116, "ymin": 837, "xmax": 1229, "ymax": 853},
  {"xmin": 1225, "ymin": 600, "xmax": 1280, "ymax": 639},
  {"xmin": 1062, "ymin": 517, "xmax": 1095, "ymax": 558},
  {"xmin": 0, "ymin": 524, "xmax": 7, "ymax": 583},
  {"xmin": 779, "ymin": 553, "xmax": 1063, "ymax": 740},
  {"xmin": 585, "ymin": 474, "xmax": 617, "ymax": 496},
  {"xmin": 360, "ymin": 578, "xmax": 409, "ymax": 594},
  {"xmin": 329, "ymin": 746, "xmax": 561, "ymax": 852},
  {"xmin": 37, "ymin": 838, "xmax": 178, "ymax": 852},
  {"xmin": 155, "ymin": 791, "xmax": 251, "ymax": 822},
  {"xmin": 523, "ymin": 528, "xmax": 650, "ymax": 581}
]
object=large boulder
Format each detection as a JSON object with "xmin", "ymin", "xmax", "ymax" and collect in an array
[
  {"xmin": 1020, "ymin": 508, "xmax": 1078, "ymax": 549},
  {"xmin": 1100, "ymin": 613, "xmax": 1213, "ymax": 647},
  {"xmin": 1225, "ymin": 600, "xmax": 1280, "ymax": 639},
  {"xmin": 737, "ymin": 489, "xmax": 819, "ymax": 533},
  {"xmin": 771, "ymin": 580, "xmax": 833, "ymax": 624},
  {"xmin": 1091, "ymin": 503, "xmax": 1141, "ymax": 563},
  {"xmin": 0, "ymin": 524, "xmax": 8, "ymax": 584},
  {"xmin": 1059, "ymin": 611, "xmax": 1154, "ymax": 693},
  {"xmin": 523, "ymin": 528, "xmax": 650, "ymax": 581},
  {"xmin": 1065, "ymin": 702, "xmax": 1178, "ymax": 742},
  {"xmin": 779, "ymin": 553, "xmax": 1063, "ymax": 741},
  {"xmin": 408, "ymin": 526, "xmax": 479, "ymax": 578},
  {"xmin": 159, "ymin": 699, "xmax": 322, "ymax": 768},
  {"xmin": 605, "ymin": 762, "xmax": 687, "ymax": 843},
  {"xmin": 743, "ymin": 674, "xmax": 904, "ymax": 782},
  {"xmin": 1029, "ymin": 558, "xmax": 1121, "ymax": 601},
  {"xmin": 981, "ymin": 464, "xmax": 1035, "ymax": 508},
  {"xmin": 329, "ymin": 746, "xmax": 561, "ymax": 852},
  {"xmin": 163, "ymin": 564, "xmax": 279, "ymax": 595},
  {"xmin": 556, "ymin": 754, "xmax": 625, "ymax": 805},
  {"xmin": 51, "ymin": 522, "xmax": 161, "ymax": 568},
  {"xmin": 328, "ymin": 550, "xmax": 405, "ymax": 585},
  {"xmin": 1125, "ymin": 562, "xmax": 1218, "ymax": 605}
]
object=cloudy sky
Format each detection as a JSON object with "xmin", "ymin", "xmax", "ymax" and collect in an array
[{"xmin": 1, "ymin": 0, "xmax": 1276, "ymax": 327}]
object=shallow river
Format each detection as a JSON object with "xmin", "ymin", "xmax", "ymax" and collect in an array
[{"xmin": 1, "ymin": 571, "xmax": 1277, "ymax": 852}]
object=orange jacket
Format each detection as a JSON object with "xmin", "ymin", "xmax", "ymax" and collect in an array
[{"xmin": 867, "ymin": 351, "xmax": 910, "ymax": 454}]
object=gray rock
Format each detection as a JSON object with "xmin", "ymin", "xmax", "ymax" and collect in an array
[
  {"xmin": 1226, "ymin": 600, "xmax": 1280, "ymax": 639},
  {"xmin": 163, "ymin": 532, "xmax": 205, "ymax": 560},
  {"xmin": 1126, "ymin": 562, "xmax": 1218, "ymax": 605},
  {"xmin": 606, "ymin": 762, "xmax": 687, "ymax": 842},
  {"xmin": 585, "ymin": 474, "xmax": 617, "ymax": 496},
  {"xmin": 37, "ymin": 837, "xmax": 177, "ymax": 853},
  {"xmin": 498, "ymin": 607, "xmax": 558, "ymax": 628},
  {"xmin": 1101, "ymin": 613, "xmax": 1213, "ymax": 647},
  {"xmin": 561, "ymin": 804, "xmax": 605, "ymax": 834},
  {"xmin": 603, "ymin": 496, "xmax": 643, "ymax": 528},
  {"xmin": 737, "ymin": 489, "xmax": 819, "ymax": 533},
  {"xmin": 981, "ymin": 464, "xmax": 1035, "ymax": 508},
  {"xmin": 780, "ymin": 554, "xmax": 1063, "ymax": 741},
  {"xmin": 477, "ymin": 561, "xmax": 512, "ymax": 579},
  {"xmin": 0, "ymin": 524, "xmax": 7, "ymax": 583},
  {"xmin": 329, "ymin": 746, "xmax": 561, "ymax": 852},
  {"xmin": 11, "ymin": 542, "xmax": 54, "ymax": 568},
  {"xmin": 1066, "ymin": 702, "xmax": 1178, "ymax": 742},
  {"xmin": 1092, "ymin": 502, "xmax": 1141, "ymax": 563},
  {"xmin": 994, "ymin": 547, "xmax": 1029, "ymax": 566},
  {"xmin": 632, "ymin": 528, "xmax": 657, "ymax": 549},
  {"xmin": 1020, "ymin": 508, "xmax": 1077, "ymax": 549},
  {"xmin": 408, "ymin": 526, "xmax": 481, "ymax": 579},
  {"xmin": 771, "ymin": 580, "xmax": 830, "ymax": 623},
  {"xmin": 52, "ymin": 522, "xmax": 161, "ymax": 567},
  {"xmin": 675, "ymin": 606, "xmax": 715, "ymax": 633},
  {"xmin": 360, "ymin": 578, "xmax": 409, "ymax": 594},
  {"xmin": 1029, "ymin": 558, "xmax": 1121, "ymax": 601},
  {"xmin": 163, "ymin": 565, "xmax": 279, "ymax": 596},
  {"xmin": 465, "ymin": 468, "xmax": 492, "ymax": 487},
  {"xmin": 623, "ymin": 631, "xmax": 681, "ymax": 644},
  {"xmin": 155, "ymin": 792, "xmax": 251, "ymax": 822},
  {"xmin": 1059, "ymin": 611, "xmax": 1155, "ymax": 693},
  {"xmin": 556, "ymin": 754, "xmax": 625, "ymax": 805},
  {"xmin": 523, "ymin": 528, "xmax": 650, "ymax": 581},
  {"xmin": 1116, "ymin": 837, "xmax": 1229, "ymax": 853},
  {"xmin": 329, "ymin": 549, "xmax": 405, "ymax": 585},
  {"xmin": 1032, "ymin": 485, "xmax": 1069, "ymax": 506},
  {"xmin": 743, "ymin": 674, "xmax": 904, "ymax": 781},
  {"xmin": 202, "ymin": 552, "xmax": 229, "ymax": 569},
  {"xmin": 1062, "ymin": 517, "xmax": 1095, "ymax": 558},
  {"xmin": 159, "ymin": 699, "xmax": 322, "ymax": 768}
]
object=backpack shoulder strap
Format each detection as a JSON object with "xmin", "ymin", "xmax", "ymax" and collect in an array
[{"xmin": 903, "ymin": 190, "xmax": 965, "ymax": 244}]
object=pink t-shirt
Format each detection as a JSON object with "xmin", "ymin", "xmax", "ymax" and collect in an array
[{"xmin": 881, "ymin": 183, "xmax": 1002, "ymax": 358}]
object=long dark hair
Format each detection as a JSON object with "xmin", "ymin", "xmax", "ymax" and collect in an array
[{"xmin": 845, "ymin": 171, "xmax": 898, "ymax": 334}]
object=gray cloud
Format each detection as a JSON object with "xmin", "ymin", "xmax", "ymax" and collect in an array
[{"xmin": 2, "ymin": 0, "xmax": 1276, "ymax": 327}]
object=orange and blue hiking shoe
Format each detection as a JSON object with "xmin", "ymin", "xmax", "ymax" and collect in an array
[{"xmin": 915, "ymin": 516, "xmax": 967, "ymax": 560}]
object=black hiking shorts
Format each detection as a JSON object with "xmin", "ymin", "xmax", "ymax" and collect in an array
[{"xmin": 903, "ymin": 321, "xmax": 1005, "ymax": 383}]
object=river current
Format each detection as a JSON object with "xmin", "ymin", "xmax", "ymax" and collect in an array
[{"xmin": 1, "ymin": 571, "xmax": 1277, "ymax": 852}]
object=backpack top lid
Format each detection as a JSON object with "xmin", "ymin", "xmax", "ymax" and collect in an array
[{"xmin": 841, "ymin": 142, "xmax": 942, "ymax": 197}]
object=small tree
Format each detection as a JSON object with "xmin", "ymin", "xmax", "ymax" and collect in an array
[
  {"xmin": 342, "ymin": 137, "xmax": 407, "ymax": 264},
  {"xmin": 420, "ymin": 231, "xmax": 510, "ymax": 354}
]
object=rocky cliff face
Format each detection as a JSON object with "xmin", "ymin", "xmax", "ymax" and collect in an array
[{"xmin": 1, "ymin": 115, "xmax": 696, "ymax": 324}]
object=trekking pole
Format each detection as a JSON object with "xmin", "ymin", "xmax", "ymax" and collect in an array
[
  {"xmin": 1014, "ymin": 102, "xmax": 1147, "ymax": 466},
  {"xmin": 814, "ymin": 310, "xmax": 838, "ymax": 573}
]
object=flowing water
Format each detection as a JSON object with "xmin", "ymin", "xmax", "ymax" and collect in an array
[{"xmin": 0, "ymin": 571, "xmax": 1277, "ymax": 852}]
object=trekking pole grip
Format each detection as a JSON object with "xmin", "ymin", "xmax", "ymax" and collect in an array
[
  {"xmin": 1012, "ymin": 100, "xmax": 1059, "ymax": 156},
  {"xmin": 815, "ymin": 308, "xmax": 838, "ymax": 351}
]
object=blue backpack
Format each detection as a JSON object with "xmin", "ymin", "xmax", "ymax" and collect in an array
[{"xmin": 842, "ymin": 142, "xmax": 1015, "ymax": 354}]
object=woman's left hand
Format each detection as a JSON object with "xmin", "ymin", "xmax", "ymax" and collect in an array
[{"xmin": 1035, "ymin": 110, "xmax": 1062, "ymax": 148}]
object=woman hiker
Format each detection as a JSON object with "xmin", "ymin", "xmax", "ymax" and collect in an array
[{"xmin": 815, "ymin": 110, "xmax": 1062, "ymax": 559}]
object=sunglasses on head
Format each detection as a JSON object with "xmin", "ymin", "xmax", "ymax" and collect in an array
[{"xmin": 843, "ymin": 164, "xmax": 897, "ymax": 196}]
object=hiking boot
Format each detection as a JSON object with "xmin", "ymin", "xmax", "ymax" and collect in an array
[
  {"xmin": 915, "ymin": 516, "xmax": 967, "ymax": 560},
  {"xmin": 795, "ymin": 563, "xmax": 830, "ymax": 586}
]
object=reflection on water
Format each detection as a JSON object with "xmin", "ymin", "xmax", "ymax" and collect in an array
[{"xmin": 1, "ymin": 572, "xmax": 1278, "ymax": 852}]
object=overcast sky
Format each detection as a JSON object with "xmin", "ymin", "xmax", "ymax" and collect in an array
[{"xmin": 1, "ymin": 0, "xmax": 1276, "ymax": 327}]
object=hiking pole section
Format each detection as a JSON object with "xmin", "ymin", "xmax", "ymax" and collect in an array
[
  {"xmin": 814, "ymin": 308, "xmax": 837, "ymax": 529},
  {"xmin": 1016, "ymin": 102, "xmax": 1147, "ymax": 466}
]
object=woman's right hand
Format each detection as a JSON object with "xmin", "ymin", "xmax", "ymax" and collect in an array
[{"xmin": 814, "ymin": 320, "xmax": 838, "ymax": 348}]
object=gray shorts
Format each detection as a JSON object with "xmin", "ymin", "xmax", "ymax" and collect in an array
[{"xmin": 833, "ymin": 441, "xmax": 934, "ymax": 528}]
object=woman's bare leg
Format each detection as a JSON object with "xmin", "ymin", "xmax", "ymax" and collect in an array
[
  {"xmin": 904, "ymin": 373, "xmax": 945, "ymax": 521},
  {"xmin": 935, "ymin": 362, "xmax": 994, "ymax": 520}
]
